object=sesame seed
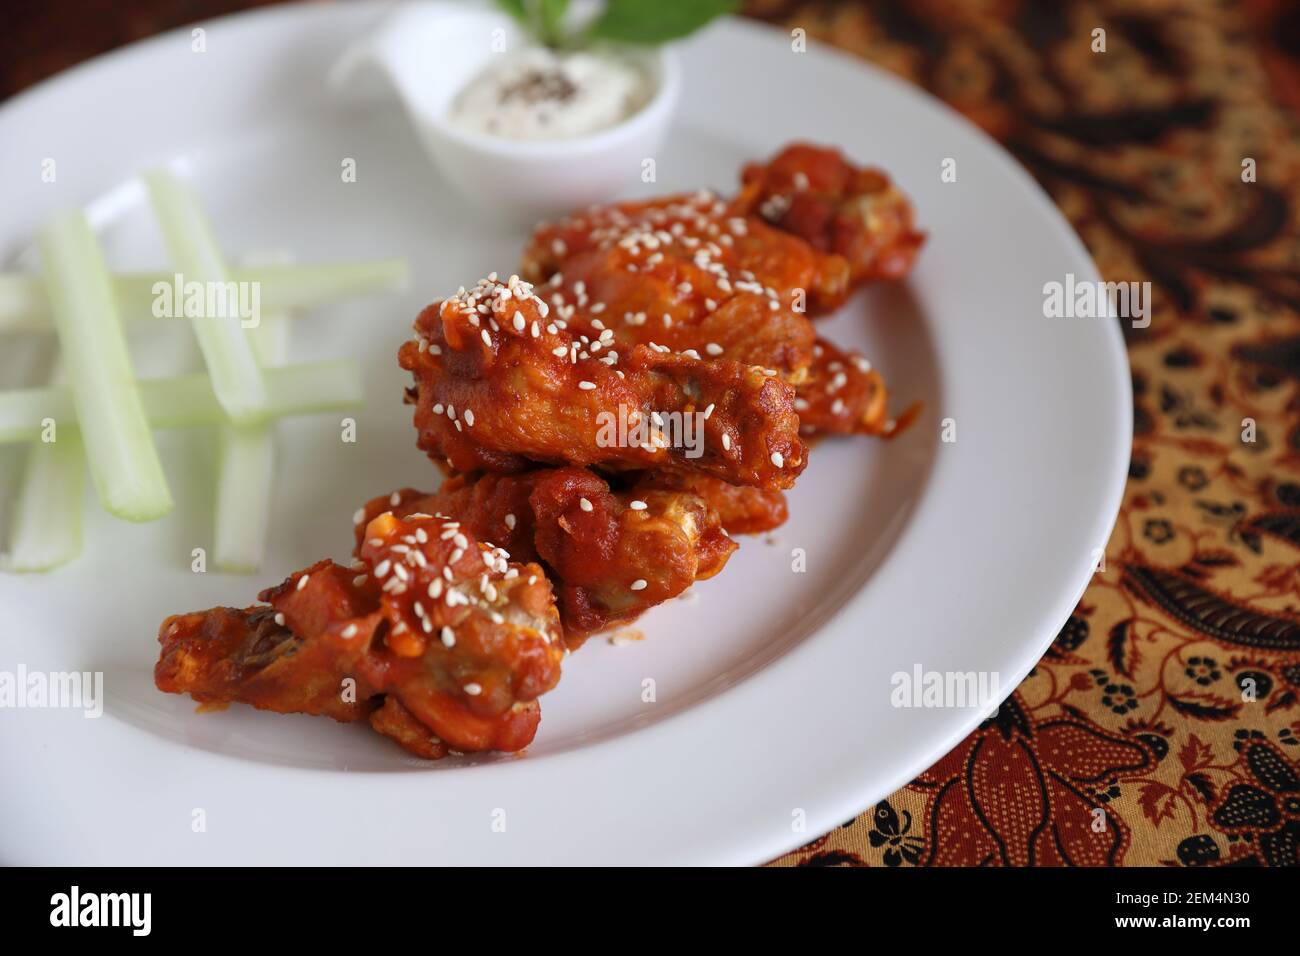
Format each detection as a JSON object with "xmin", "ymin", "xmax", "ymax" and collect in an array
[
  {"xmin": 274, "ymin": 612, "xmax": 286, "ymax": 626},
  {"xmin": 580, "ymin": 497, "xmax": 593, "ymax": 512},
  {"xmin": 771, "ymin": 451, "xmax": 784, "ymax": 468},
  {"xmin": 352, "ymin": 508, "xmax": 365, "ymax": 525},
  {"xmin": 505, "ymin": 513, "xmax": 516, "ymax": 529},
  {"xmin": 630, "ymin": 579, "xmax": 648, "ymax": 591},
  {"xmin": 722, "ymin": 433, "xmax": 731, "ymax": 450},
  {"xmin": 428, "ymin": 579, "xmax": 443, "ymax": 599},
  {"xmin": 578, "ymin": 381, "xmax": 596, "ymax": 390},
  {"xmin": 297, "ymin": 574, "xmax": 310, "ymax": 591},
  {"xmin": 513, "ymin": 312, "xmax": 525, "ymax": 331},
  {"xmin": 706, "ymin": 343, "xmax": 723, "ymax": 356},
  {"xmin": 342, "ymin": 623, "xmax": 358, "ymax": 638},
  {"xmin": 463, "ymin": 682, "xmax": 482, "ymax": 695},
  {"xmin": 442, "ymin": 626, "xmax": 456, "ymax": 648},
  {"xmin": 353, "ymin": 575, "xmax": 368, "ymax": 587},
  {"xmin": 464, "ymin": 409, "xmax": 475, "ymax": 427},
  {"xmin": 480, "ymin": 329, "xmax": 492, "ymax": 347},
  {"xmin": 629, "ymin": 500, "xmax": 647, "ymax": 511}
]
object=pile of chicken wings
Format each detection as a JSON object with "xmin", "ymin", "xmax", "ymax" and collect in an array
[{"xmin": 155, "ymin": 144, "xmax": 923, "ymax": 758}]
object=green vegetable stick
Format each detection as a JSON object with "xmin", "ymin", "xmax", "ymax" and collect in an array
[
  {"xmin": 0, "ymin": 259, "xmax": 409, "ymax": 334},
  {"xmin": 37, "ymin": 210, "xmax": 173, "ymax": 521},
  {"xmin": 144, "ymin": 169, "xmax": 269, "ymax": 425},
  {"xmin": 3, "ymin": 360, "xmax": 86, "ymax": 572},
  {"xmin": 3, "ymin": 429, "xmax": 85, "ymax": 572},
  {"xmin": 0, "ymin": 359, "xmax": 363, "ymax": 445},
  {"xmin": 213, "ymin": 302, "xmax": 291, "ymax": 573}
]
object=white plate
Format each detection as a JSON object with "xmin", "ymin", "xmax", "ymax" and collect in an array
[{"xmin": 0, "ymin": 2, "xmax": 1129, "ymax": 865}]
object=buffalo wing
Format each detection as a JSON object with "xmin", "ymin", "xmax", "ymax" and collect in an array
[
  {"xmin": 157, "ymin": 511, "xmax": 564, "ymax": 758},
  {"xmin": 354, "ymin": 466, "xmax": 736, "ymax": 639}
]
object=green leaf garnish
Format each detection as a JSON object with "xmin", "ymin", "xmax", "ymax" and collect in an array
[
  {"xmin": 538, "ymin": 0, "xmax": 570, "ymax": 47},
  {"xmin": 496, "ymin": 0, "xmax": 569, "ymax": 47},
  {"xmin": 494, "ymin": 0, "xmax": 528, "ymax": 23},
  {"xmin": 586, "ymin": 0, "xmax": 736, "ymax": 45}
]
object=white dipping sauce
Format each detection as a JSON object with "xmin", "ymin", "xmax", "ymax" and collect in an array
[{"xmin": 448, "ymin": 47, "xmax": 650, "ymax": 140}]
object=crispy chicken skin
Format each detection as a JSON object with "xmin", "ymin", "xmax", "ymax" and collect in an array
[
  {"xmin": 400, "ymin": 274, "xmax": 807, "ymax": 490},
  {"xmin": 733, "ymin": 142, "xmax": 925, "ymax": 293},
  {"xmin": 156, "ymin": 591, "xmax": 370, "ymax": 724},
  {"xmin": 156, "ymin": 511, "xmax": 564, "ymax": 758},
  {"xmin": 523, "ymin": 191, "xmax": 852, "ymax": 320},
  {"xmin": 354, "ymin": 466, "xmax": 736, "ymax": 639},
  {"xmin": 796, "ymin": 337, "xmax": 892, "ymax": 437},
  {"xmin": 521, "ymin": 192, "xmax": 827, "ymax": 379},
  {"xmin": 631, "ymin": 472, "xmax": 788, "ymax": 536}
]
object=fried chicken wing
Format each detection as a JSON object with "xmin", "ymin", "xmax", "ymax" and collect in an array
[
  {"xmin": 157, "ymin": 511, "xmax": 564, "ymax": 758},
  {"xmin": 354, "ymin": 465, "xmax": 736, "ymax": 639},
  {"xmin": 156, "ymin": 576, "xmax": 372, "ymax": 724},
  {"xmin": 631, "ymin": 472, "xmax": 787, "ymax": 535},
  {"xmin": 795, "ymin": 337, "xmax": 891, "ymax": 436},
  {"xmin": 733, "ymin": 143, "xmax": 925, "ymax": 293},
  {"xmin": 400, "ymin": 274, "xmax": 807, "ymax": 490},
  {"xmin": 524, "ymin": 191, "xmax": 851, "ymax": 319},
  {"xmin": 521, "ymin": 194, "xmax": 830, "ymax": 379}
]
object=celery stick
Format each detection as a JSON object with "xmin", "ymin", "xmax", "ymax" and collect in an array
[
  {"xmin": 38, "ymin": 210, "xmax": 173, "ymax": 521},
  {"xmin": 3, "ymin": 428, "xmax": 85, "ymax": 572},
  {"xmin": 0, "ymin": 259, "xmax": 409, "ymax": 334},
  {"xmin": 213, "ymin": 304, "xmax": 290, "ymax": 573},
  {"xmin": 213, "ymin": 422, "xmax": 276, "ymax": 573},
  {"xmin": 0, "ymin": 387, "xmax": 72, "ymax": 443},
  {"xmin": 3, "ymin": 360, "xmax": 86, "ymax": 572},
  {"xmin": 0, "ymin": 360, "xmax": 363, "ymax": 444},
  {"xmin": 144, "ymin": 170, "xmax": 268, "ymax": 424}
]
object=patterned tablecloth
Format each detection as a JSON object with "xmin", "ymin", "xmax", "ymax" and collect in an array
[
  {"xmin": 754, "ymin": 0, "xmax": 1300, "ymax": 867},
  {"xmin": 4, "ymin": 0, "xmax": 1299, "ymax": 868}
]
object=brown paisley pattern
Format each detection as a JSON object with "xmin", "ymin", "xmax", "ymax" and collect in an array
[{"xmin": 753, "ymin": 0, "xmax": 1300, "ymax": 867}]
